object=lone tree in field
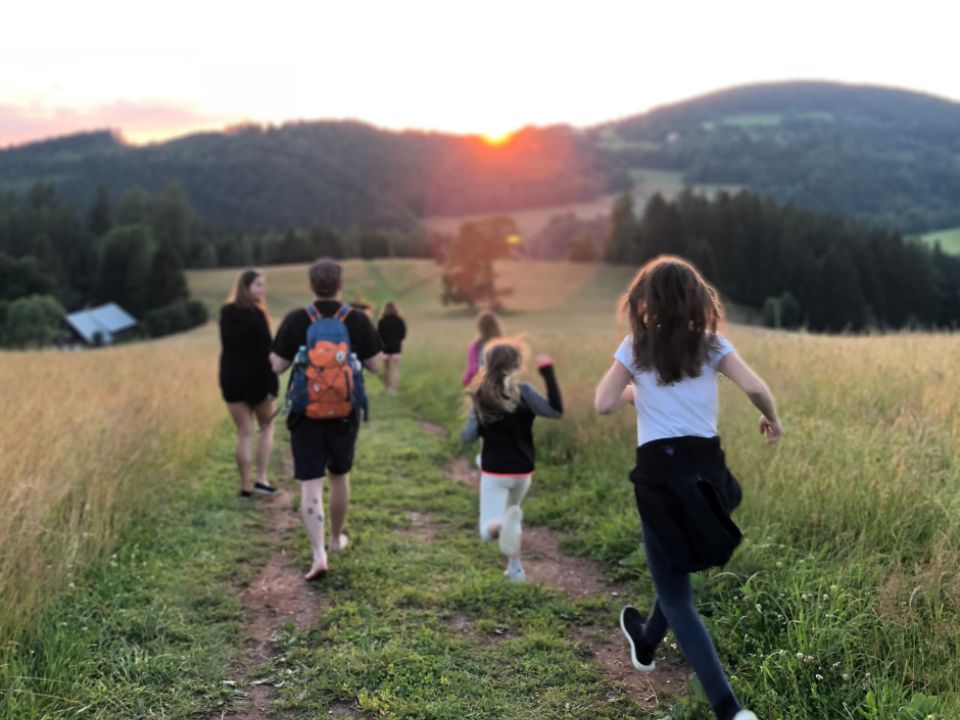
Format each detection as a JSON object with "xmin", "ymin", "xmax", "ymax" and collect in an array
[{"xmin": 440, "ymin": 215, "xmax": 516, "ymax": 310}]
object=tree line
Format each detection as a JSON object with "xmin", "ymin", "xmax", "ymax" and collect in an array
[
  {"xmin": 607, "ymin": 189, "xmax": 960, "ymax": 332},
  {"xmin": 0, "ymin": 182, "xmax": 438, "ymax": 348}
]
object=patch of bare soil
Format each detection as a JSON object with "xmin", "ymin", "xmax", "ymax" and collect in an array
[
  {"xmin": 400, "ymin": 510, "xmax": 445, "ymax": 543},
  {"xmin": 575, "ymin": 625, "xmax": 689, "ymax": 711},
  {"xmin": 448, "ymin": 456, "xmax": 480, "ymax": 490},
  {"xmin": 419, "ymin": 420, "xmax": 448, "ymax": 439},
  {"xmin": 215, "ymin": 452, "xmax": 320, "ymax": 720}
]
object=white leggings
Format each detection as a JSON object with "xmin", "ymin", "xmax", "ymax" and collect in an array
[{"xmin": 478, "ymin": 473, "xmax": 532, "ymax": 541}]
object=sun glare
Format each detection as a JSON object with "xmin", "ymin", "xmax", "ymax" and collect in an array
[{"xmin": 482, "ymin": 131, "xmax": 513, "ymax": 146}]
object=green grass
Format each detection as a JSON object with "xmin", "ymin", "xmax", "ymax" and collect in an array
[
  {"xmin": 263, "ymin": 403, "xmax": 649, "ymax": 719},
  {"xmin": 10, "ymin": 258, "xmax": 959, "ymax": 719},
  {"xmin": 918, "ymin": 226, "xmax": 960, "ymax": 255},
  {"xmin": 0, "ymin": 425, "xmax": 270, "ymax": 719}
]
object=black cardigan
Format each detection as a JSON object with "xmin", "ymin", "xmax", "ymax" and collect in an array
[
  {"xmin": 630, "ymin": 435, "xmax": 743, "ymax": 572},
  {"xmin": 218, "ymin": 303, "xmax": 278, "ymax": 405}
]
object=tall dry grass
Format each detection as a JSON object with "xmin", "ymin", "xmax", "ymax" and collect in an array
[{"xmin": 0, "ymin": 326, "xmax": 223, "ymax": 641}]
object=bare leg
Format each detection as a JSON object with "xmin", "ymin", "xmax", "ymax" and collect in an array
[
  {"xmin": 226, "ymin": 402, "xmax": 254, "ymax": 493},
  {"xmin": 252, "ymin": 396, "xmax": 276, "ymax": 487},
  {"xmin": 300, "ymin": 477, "xmax": 327, "ymax": 579},
  {"xmin": 388, "ymin": 356, "xmax": 400, "ymax": 393},
  {"xmin": 328, "ymin": 472, "xmax": 351, "ymax": 551}
]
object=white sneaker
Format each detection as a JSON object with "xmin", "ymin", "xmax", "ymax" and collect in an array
[
  {"xmin": 499, "ymin": 506, "xmax": 523, "ymax": 557},
  {"xmin": 733, "ymin": 711, "xmax": 759, "ymax": 720},
  {"xmin": 504, "ymin": 559, "xmax": 526, "ymax": 583}
]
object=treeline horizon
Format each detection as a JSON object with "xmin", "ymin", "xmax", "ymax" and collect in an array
[
  {"xmin": 4, "ymin": 178, "xmax": 960, "ymax": 347},
  {"xmin": 607, "ymin": 189, "xmax": 960, "ymax": 332}
]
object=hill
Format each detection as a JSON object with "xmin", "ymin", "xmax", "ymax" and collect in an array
[
  {"xmin": 2, "ymin": 81, "xmax": 959, "ymax": 235},
  {"xmin": 595, "ymin": 81, "xmax": 960, "ymax": 232},
  {"xmin": 0, "ymin": 123, "xmax": 622, "ymax": 232}
]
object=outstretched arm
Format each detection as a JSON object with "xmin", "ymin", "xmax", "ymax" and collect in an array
[
  {"xmin": 717, "ymin": 351, "xmax": 783, "ymax": 444},
  {"xmin": 461, "ymin": 409, "xmax": 480, "ymax": 443},
  {"xmin": 594, "ymin": 360, "xmax": 633, "ymax": 415},
  {"xmin": 521, "ymin": 357, "xmax": 563, "ymax": 418}
]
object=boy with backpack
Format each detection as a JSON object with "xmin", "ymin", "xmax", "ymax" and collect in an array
[{"xmin": 270, "ymin": 259, "xmax": 384, "ymax": 580}]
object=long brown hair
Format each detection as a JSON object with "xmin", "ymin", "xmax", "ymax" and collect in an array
[
  {"xmin": 621, "ymin": 256, "xmax": 723, "ymax": 385},
  {"xmin": 381, "ymin": 301, "xmax": 400, "ymax": 318},
  {"xmin": 466, "ymin": 338, "xmax": 526, "ymax": 425},
  {"xmin": 230, "ymin": 268, "xmax": 268, "ymax": 318},
  {"xmin": 476, "ymin": 310, "xmax": 504, "ymax": 344}
]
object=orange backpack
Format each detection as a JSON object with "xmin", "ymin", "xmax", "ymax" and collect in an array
[{"xmin": 290, "ymin": 304, "xmax": 356, "ymax": 420}]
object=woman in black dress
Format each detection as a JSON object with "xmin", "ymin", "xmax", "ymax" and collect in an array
[
  {"xmin": 219, "ymin": 268, "xmax": 279, "ymax": 497},
  {"xmin": 377, "ymin": 301, "xmax": 406, "ymax": 396}
]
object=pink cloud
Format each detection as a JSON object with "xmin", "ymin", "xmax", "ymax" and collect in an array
[{"xmin": 0, "ymin": 100, "xmax": 235, "ymax": 148}]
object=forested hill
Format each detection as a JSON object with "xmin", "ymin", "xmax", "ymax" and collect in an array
[
  {"xmin": 0, "ymin": 123, "xmax": 620, "ymax": 232},
  {"xmin": 3, "ymin": 81, "xmax": 959, "ymax": 234},
  {"xmin": 595, "ymin": 82, "xmax": 960, "ymax": 233}
]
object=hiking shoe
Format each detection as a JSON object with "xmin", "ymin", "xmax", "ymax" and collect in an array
[
  {"xmin": 499, "ymin": 506, "xmax": 523, "ymax": 557},
  {"xmin": 253, "ymin": 481, "xmax": 277, "ymax": 495},
  {"xmin": 620, "ymin": 606, "xmax": 656, "ymax": 672},
  {"xmin": 732, "ymin": 712, "xmax": 759, "ymax": 720},
  {"xmin": 504, "ymin": 559, "xmax": 527, "ymax": 583}
]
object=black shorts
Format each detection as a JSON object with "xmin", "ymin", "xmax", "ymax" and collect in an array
[{"xmin": 289, "ymin": 414, "xmax": 360, "ymax": 480}]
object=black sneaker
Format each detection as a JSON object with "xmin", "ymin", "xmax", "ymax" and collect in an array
[
  {"xmin": 253, "ymin": 481, "xmax": 277, "ymax": 495},
  {"xmin": 238, "ymin": 489, "xmax": 253, "ymax": 499},
  {"xmin": 620, "ymin": 606, "xmax": 656, "ymax": 672}
]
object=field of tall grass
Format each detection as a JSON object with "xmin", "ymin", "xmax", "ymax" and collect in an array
[
  {"xmin": 0, "ymin": 329, "xmax": 224, "ymax": 646},
  {"xmin": 194, "ymin": 258, "xmax": 960, "ymax": 717},
  {"xmin": 3, "ymin": 257, "xmax": 957, "ymax": 718}
]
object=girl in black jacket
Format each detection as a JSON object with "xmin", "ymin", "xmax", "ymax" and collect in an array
[
  {"xmin": 219, "ymin": 268, "xmax": 279, "ymax": 498},
  {"xmin": 461, "ymin": 339, "xmax": 563, "ymax": 582}
]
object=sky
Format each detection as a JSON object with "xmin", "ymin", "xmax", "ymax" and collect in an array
[{"xmin": 2, "ymin": 0, "xmax": 959, "ymax": 146}]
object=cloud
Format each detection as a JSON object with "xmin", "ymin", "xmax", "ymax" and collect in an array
[{"xmin": 0, "ymin": 100, "xmax": 234, "ymax": 148}]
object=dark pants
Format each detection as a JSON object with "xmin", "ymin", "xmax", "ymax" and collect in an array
[{"xmin": 641, "ymin": 527, "xmax": 742, "ymax": 720}]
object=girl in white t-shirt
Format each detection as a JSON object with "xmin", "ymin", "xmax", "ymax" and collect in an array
[{"xmin": 594, "ymin": 256, "xmax": 782, "ymax": 720}]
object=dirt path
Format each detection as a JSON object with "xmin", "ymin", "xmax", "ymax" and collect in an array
[
  {"xmin": 217, "ymin": 452, "xmax": 319, "ymax": 720},
  {"xmin": 432, "ymin": 422, "xmax": 688, "ymax": 712}
]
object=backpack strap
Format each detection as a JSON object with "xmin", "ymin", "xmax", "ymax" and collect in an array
[
  {"xmin": 335, "ymin": 305, "xmax": 353, "ymax": 322},
  {"xmin": 304, "ymin": 304, "xmax": 322, "ymax": 323}
]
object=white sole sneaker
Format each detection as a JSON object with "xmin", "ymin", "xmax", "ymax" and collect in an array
[
  {"xmin": 498, "ymin": 506, "xmax": 523, "ymax": 557},
  {"xmin": 504, "ymin": 563, "xmax": 527, "ymax": 583},
  {"xmin": 732, "ymin": 711, "xmax": 759, "ymax": 720},
  {"xmin": 619, "ymin": 607, "xmax": 656, "ymax": 672}
]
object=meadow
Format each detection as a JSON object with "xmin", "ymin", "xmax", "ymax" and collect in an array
[
  {"xmin": 1, "ymin": 258, "xmax": 958, "ymax": 719},
  {"xmin": 919, "ymin": 226, "xmax": 960, "ymax": 255}
]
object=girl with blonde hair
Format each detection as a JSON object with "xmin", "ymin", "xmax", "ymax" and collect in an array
[{"xmin": 462, "ymin": 338, "xmax": 563, "ymax": 581}]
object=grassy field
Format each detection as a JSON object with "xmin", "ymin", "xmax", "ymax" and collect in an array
[
  {"xmin": 3, "ymin": 258, "xmax": 958, "ymax": 718},
  {"xmin": 421, "ymin": 167, "xmax": 737, "ymax": 246},
  {"xmin": 918, "ymin": 226, "xmax": 960, "ymax": 255},
  {"xmin": 192, "ymin": 259, "xmax": 960, "ymax": 718}
]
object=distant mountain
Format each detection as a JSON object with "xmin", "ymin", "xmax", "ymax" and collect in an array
[
  {"xmin": 594, "ymin": 81, "xmax": 960, "ymax": 232},
  {"xmin": 2, "ymin": 81, "xmax": 958, "ymax": 234},
  {"xmin": 0, "ymin": 123, "xmax": 621, "ymax": 232}
]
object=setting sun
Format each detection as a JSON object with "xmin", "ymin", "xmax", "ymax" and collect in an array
[{"xmin": 481, "ymin": 131, "xmax": 513, "ymax": 146}]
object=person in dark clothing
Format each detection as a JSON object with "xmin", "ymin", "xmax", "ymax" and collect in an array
[
  {"xmin": 219, "ymin": 268, "xmax": 279, "ymax": 498},
  {"xmin": 461, "ymin": 339, "xmax": 563, "ymax": 582},
  {"xmin": 594, "ymin": 255, "xmax": 782, "ymax": 720},
  {"xmin": 270, "ymin": 259, "xmax": 384, "ymax": 581},
  {"xmin": 376, "ymin": 301, "xmax": 406, "ymax": 396}
]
